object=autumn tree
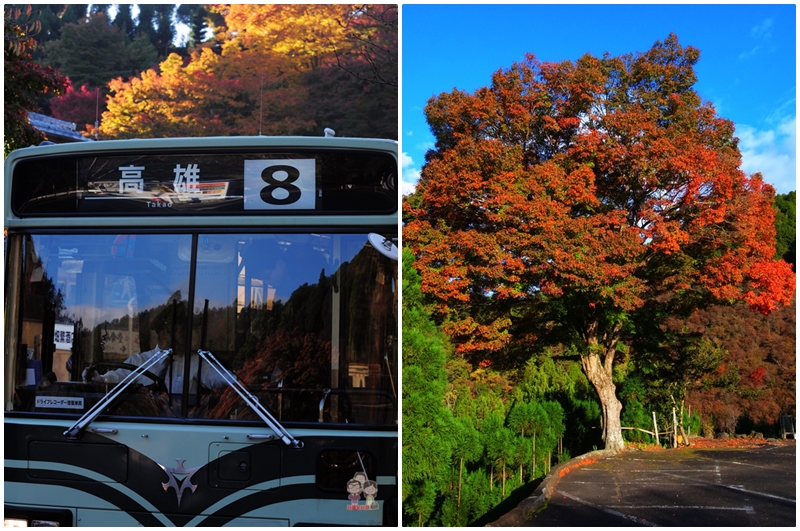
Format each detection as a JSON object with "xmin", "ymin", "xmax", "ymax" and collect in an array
[
  {"xmin": 99, "ymin": 45, "xmax": 311, "ymax": 139},
  {"xmin": 684, "ymin": 298, "xmax": 796, "ymax": 434},
  {"xmin": 4, "ymin": 4, "xmax": 67, "ymax": 155},
  {"xmin": 217, "ymin": 4, "xmax": 361, "ymax": 72},
  {"xmin": 328, "ymin": 4, "xmax": 398, "ymax": 88},
  {"xmin": 23, "ymin": 3, "xmax": 66, "ymax": 53},
  {"xmin": 403, "ymin": 34, "xmax": 796, "ymax": 452},
  {"xmin": 213, "ymin": 4, "xmax": 398, "ymax": 138},
  {"xmin": 217, "ymin": 4, "xmax": 397, "ymax": 86},
  {"xmin": 302, "ymin": 57, "xmax": 397, "ymax": 139},
  {"xmin": 49, "ymin": 84, "xmax": 101, "ymax": 132},
  {"xmin": 99, "ymin": 5, "xmax": 397, "ymax": 140},
  {"xmin": 299, "ymin": 4, "xmax": 397, "ymax": 137}
]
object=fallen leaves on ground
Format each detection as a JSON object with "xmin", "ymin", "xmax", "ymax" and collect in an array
[
  {"xmin": 686, "ymin": 436, "xmax": 793, "ymax": 449},
  {"xmin": 558, "ymin": 457, "xmax": 597, "ymax": 477},
  {"xmin": 625, "ymin": 436, "xmax": 794, "ymax": 452}
]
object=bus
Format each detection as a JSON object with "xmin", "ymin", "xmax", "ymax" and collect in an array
[{"xmin": 4, "ymin": 136, "xmax": 398, "ymax": 527}]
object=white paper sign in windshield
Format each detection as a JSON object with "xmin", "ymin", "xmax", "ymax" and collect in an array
[
  {"xmin": 54, "ymin": 322, "xmax": 75, "ymax": 350},
  {"xmin": 244, "ymin": 159, "xmax": 316, "ymax": 210}
]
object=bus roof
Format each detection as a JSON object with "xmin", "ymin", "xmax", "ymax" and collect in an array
[
  {"xmin": 6, "ymin": 135, "xmax": 397, "ymax": 159},
  {"xmin": 5, "ymin": 136, "xmax": 398, "ymax": 230}
]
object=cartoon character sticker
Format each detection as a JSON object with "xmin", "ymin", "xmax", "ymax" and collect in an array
[
  {"xmin": 347, "ymin": 478, "xmax": 362, "ymax": 505},
  {"xmin": 353, "ymin": 471, "xmax": 367, "ymax": 487},
  {"xmin": 346, "ymin": 471, "xmax": 378, "ymax": 510},
  {"xmin": 363, "ymin": 480, "xmax": 379, "ymax": 510}
]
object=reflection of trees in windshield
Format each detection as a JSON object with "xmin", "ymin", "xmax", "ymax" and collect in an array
[
  {"xmin": 22, "ymin": 237, "xmax": 71, "ymax": 383},
  {"xmin": 232, "ymin": 270, "xmax": 333, "ymax": 370},
  {"xmin": 25, "ymin": 273, "xmax": 68, "ymax": 327},
  {"xmin": 200, "ymin": 241, "xmax": 396, "ymax": 424},
  {"xmin": 208, "ymin": 329, "xmax": 332, "ymax": 421},
  {"xmin": 25, "ymin": 237, "xmax": 68, "ymax": 321},
  {"xmin": 203, "ymin": 263, "xmax": 335, "ymax": 422}
]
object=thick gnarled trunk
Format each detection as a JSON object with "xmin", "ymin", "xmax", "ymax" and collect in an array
[{"xmin": 581, "ymin": 349, "xmax": 625, "ymax": 452}]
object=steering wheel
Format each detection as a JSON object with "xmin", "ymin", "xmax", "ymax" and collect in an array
[{"xmin": 86, "ymin": 361, "xmax": 166, "ymax": 393}]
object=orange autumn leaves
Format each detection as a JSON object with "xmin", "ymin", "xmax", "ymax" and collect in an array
[
  {"xmin": 99, "ymin": 4, "xmax": 396, "ymax": 139},
  {"xmin": 404, "ymin": 33, "xmax": 795, "ymax": 359},
  {"xmin": 558, "ymin": 457, "xmax": 597, "ymax": 478},
  {"xmin": 101, "ymin": 47, "xmax": 308, "ymax": 138}
]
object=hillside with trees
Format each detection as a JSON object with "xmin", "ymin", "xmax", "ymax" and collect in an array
[
  {"xmin": 402, "ymin": 34, "xmax": 795, "ymax": 525},
  {"xmin": 4, "ymin": 5, "xmax": 68, "ymax": 154},
  {"xmin": 5, "ymin": 4, "xmax": 397, "ymax": 147}
]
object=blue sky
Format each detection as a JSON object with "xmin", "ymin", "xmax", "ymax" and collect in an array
[{"xmin": 401, "ymin": 3, "xmax": 797, "ymax": 195}]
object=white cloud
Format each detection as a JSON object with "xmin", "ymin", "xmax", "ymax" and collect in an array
[
  {"xmin": 740, "ymin": 19, "xmax": 774, "ymax": 60},
  {"xmin": 750, "ymin": 18, "xmax": 773, "ymax": 40},
  {"xmin": 738, "ymin": 46, "xmax": 762, "ymax": 60},
  {"xmin": 401, "ymin": 151, "xmax": 421, "ymax": 196},
  {"xmin": 736, "ymin": 115, "xmax": 796, "ymax": 193},
  {"xmin": 402, "ymin": 180, "xmax": 418, "ymax": 196}
]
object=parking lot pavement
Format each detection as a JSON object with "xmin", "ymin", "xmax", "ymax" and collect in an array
[{"xmin": 523, "ymin": 443, "xmax": 795, "ymax": 527}]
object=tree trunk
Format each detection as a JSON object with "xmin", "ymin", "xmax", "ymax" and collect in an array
[
  {"xmin": 502, "ymin": 460, "xmax": 506, "ymax": 497},
  {"xmin": 458, "ymin": 457, "xmax": 463, "ymax": 508},
  {"xmin": 581, "ymin": 349, "xmax": 625, "ymax": 452},
  {"xmin": 457, "ymin": 456, "xmax": 463, "ymax": 526}
]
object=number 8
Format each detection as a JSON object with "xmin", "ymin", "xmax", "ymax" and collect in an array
[{"xmin": 261, "ymin": 165, "xmax": 302, "ymax": 205}]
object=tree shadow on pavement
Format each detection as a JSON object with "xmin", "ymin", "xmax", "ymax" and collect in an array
[{"xmin": 469, "ymin": 478, "xmax": 543, "ymax": 527}]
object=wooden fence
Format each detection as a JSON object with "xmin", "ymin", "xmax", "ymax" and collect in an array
[{"xmin": 621, "ymin": 407, "xmax": 688, "ymax": 447}]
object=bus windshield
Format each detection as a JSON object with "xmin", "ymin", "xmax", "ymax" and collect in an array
[
  {"xmin": 9, "ymin": 231, "xmax": 397, "ymax": 426},
  {"xmin": 5, "ymin": 137, "xmax": 399, "ymax": 526}
]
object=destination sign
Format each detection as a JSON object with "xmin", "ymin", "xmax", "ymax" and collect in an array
[{"xmin": 11, "ymin": 150, "xmax": 396, "ymax": 216}]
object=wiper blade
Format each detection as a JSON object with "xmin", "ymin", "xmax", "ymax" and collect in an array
[
  {"xmin": 197, "ymin": 349, "xmax": 302, "ymax": 448},
  {"xmin": 64, "ymin": 348, "xmax": 172, "ymax": 439}
]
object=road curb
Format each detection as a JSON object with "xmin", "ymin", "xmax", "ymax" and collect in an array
[{"xmin": 486, "ymin": 448, "xmax": 619, "ymax": 527}]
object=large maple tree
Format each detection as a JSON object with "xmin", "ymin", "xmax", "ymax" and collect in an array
[{"xmin": 403, "ymin": 34, "xmax": 795, "ymax": 451}]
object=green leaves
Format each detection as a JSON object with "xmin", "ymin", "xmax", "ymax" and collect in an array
[
  {"xmin": 773, "ymin": 191, "xmax": 795, "ymax": 266},
  {"xmin": 402, "ymin": 251, "xmax": 455, "ymax": 522}
]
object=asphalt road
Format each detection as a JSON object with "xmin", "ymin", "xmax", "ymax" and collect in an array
[{"xmin": 522, "ymin": 443, "xmax": 796, "ymax": 527}]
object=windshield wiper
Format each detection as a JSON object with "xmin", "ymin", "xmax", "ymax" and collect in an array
[
  {"xmin": 64, "ymin": 348, "xmax": 173, "ymax": 439},
  {"xmin": 196, "ymin": 349, "xmax": 302, "ymax": 448}
]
